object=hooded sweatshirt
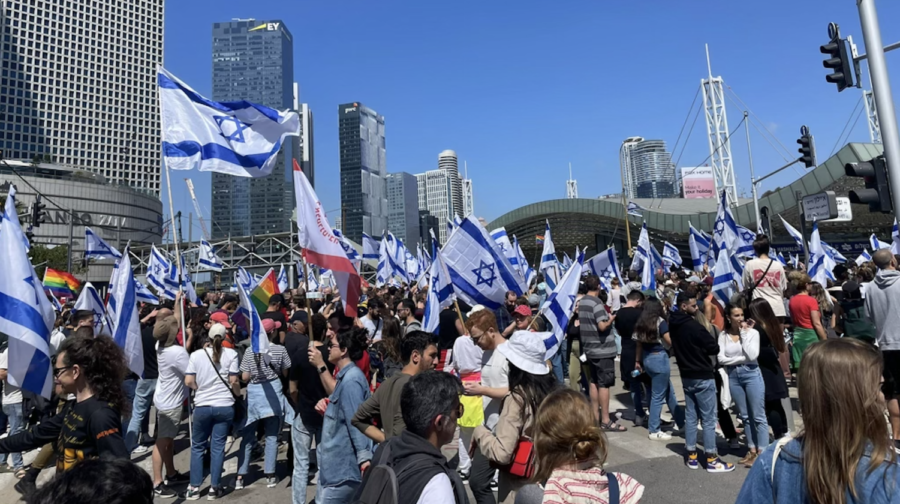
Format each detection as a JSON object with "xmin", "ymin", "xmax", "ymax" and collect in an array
[
  {"xmin": 668, "ymin": 310, "xmax": 720, "ymax": 380},
  {"xmin": 865, "ymin": 269, "xmax": 900, "ymax": 350}
]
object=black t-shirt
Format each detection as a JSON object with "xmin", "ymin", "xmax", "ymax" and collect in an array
[
  {"xmin": 437, "ymin": 309, "xmax": 460, "ymax": 351},
  {"xmin": 261, "ymin": 310, "xmax": 287, "ymax": 333},
  {"xmin": 614, "ymin": 306, "xmax": 642, "ymax": 352},
  {"xmin": 283, "ymin": 331, "xmax": 328, "ymax": 429},
  {"xmin": 140, "ymin": 325, "xmax": 159, "ymax": 380}
]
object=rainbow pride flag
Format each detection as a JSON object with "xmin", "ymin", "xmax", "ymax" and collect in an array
[
  {"xmin": 250, "ymin": 267, "xmax": 281, "ymax": 314},
  {"xmin": 535, "ymin": 235, "xmax": 545, "ymax": 245},
  {"xmin": 43, "ymin": 268, "xmax": 81, "ymax": 299}
]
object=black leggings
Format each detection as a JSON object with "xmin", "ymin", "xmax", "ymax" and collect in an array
[
  {"xmin": 765, "ymin": 399, "xmax": 788, "ymax": 439},
  {"xmin": 469, "ymin": 448, "xmax": 497, "ymax": 504}
]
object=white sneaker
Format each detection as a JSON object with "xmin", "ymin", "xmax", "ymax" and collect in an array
[
  {"xmin": 648, "ymin": 431, "xmax": 672, "ymax": 441},
  {"xmin": 132, "ymin": 444, "xmax": 150, "ymax": 454}
]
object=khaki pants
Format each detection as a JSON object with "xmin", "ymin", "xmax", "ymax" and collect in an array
[
  {"xmin": 568, "ymin": 340, "xmax": 591, "ymax": 392},
  {"xmin": 31, "ymin": 443, "xmax": 55, "ymax": 470}
]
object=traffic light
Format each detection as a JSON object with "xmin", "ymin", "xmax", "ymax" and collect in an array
[
  {"xmin": 821, "ymin": 22, "xmax": 855, "ymax": 92},
  {"xmin": 30, "ymin": 195, "xmax": 46, "ymax": 228},
  {"xmin": 845, "ymin": 155, "xmax": 893, "ymax": 213},
  {"xmin": 797, "ymin": 128, "xmax": 816, "ymax": 168}
]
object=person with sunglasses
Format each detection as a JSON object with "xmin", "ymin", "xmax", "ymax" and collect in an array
[{"xmin": 0, "ymin": 335, "xmax": 129, "ymax": 473}]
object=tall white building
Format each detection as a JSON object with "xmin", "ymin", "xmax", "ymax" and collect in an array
[
  {"xmin": 0, "ymin": 0, "xmax": 165, "ymax": 192},
  {"xmin": 416, "ymin": 170, "xmax": 454, "ymax": 243},
  {"xmin": 438, "ymin": 150, "xmax": 463, "ymax": 217},
  {"xmin": 619, "ymin": 137, "xmax": 676, "ymax": 199}
]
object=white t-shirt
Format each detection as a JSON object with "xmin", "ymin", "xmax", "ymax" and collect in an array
[
  {"xmin": 49, "ymin": 329, "xmax": 67, "ymax": 355},
  {"xmin": 0, "ymin": 350, "xmax": 22, "ymax": 405},
  {"xmin": 416, "ymin": 473, "xmax": 454, "ymax": 504},
  {"xmin": 185, "ymin": 347, "xmax": 239, "ymax": 408},
  {"xmin": 153, "ymin": 345, "xmax": 190, "ymax": 411},
  {"xmin": 481, "ymin": 344, "xmax": 510, "ymax": 432},
  {"xmin": 742, "ymin": 257, "xmax": 787, "ymax": 317},
  {"xmin": 362, "ymin": 316, "xmax": 383, "ymax": 341},
  {"xmin": 450, "ymin": 336, "xmax": 483, "ymax": 375}
]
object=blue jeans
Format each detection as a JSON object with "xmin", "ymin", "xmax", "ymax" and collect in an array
[
  {"xmin": 122, "ymin": 377, "xmax": 137, "ymax": 423},
  {"xmin": 550, "ymin": 344, "xmax": 564, "ymax": 384},
  {"xmin": 727, "ymin": 364, "xmax": 769, "ymax": 451},
  {"xmin": 125, "ymin": 378, "xmax": 156, "ymax": 452},
  {"xmin": 1, "ymin": 403, "xmax": 24, "ymax": 469},
  {"xmin": 315, "ymin": 481, "xmax": 359, "ymax": 504},
  {"xmin": 683, "ymin": 378, "xmax": 718, "ymax": 455},
  {"xmin": 630, "ymin": 378, "xmax": 646, "ymax": 419},
  {"xmin": 238, "ymin": 415, "xmax": 281, "ymax": 476},
  {"xmin": 292, "ymin": 413, "xmax": 323, "ymax": 504},
  {"xmin": 643, "ymin": 350, "xmax": 684, "ymax": 433},
  {"xmin": 191, "ymin": 406, "xmax": 234, "ymax": 488}
]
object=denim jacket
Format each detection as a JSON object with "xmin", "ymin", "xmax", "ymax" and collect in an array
[
  {"xmin": 317, "ymin": 363, "xmax": 374, "ymax": 487},
  {"xmin": 736, "ymin": 438, "xmax": 900, "ymax": 504}
]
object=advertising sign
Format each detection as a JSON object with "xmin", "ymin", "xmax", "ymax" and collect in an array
[{"xmin": 681, "ymin": 166, "xmax": 715, "ymax": 199}]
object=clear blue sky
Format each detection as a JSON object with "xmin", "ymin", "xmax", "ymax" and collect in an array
[{"xmin": 162, "ymin": 0, "xmax": 900, "ymax": 238}]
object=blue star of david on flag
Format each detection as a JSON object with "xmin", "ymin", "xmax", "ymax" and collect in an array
[
  {"xmin": 472, "ymin": 260, "xmax": 497, "ymax": 288},
  {"xmin": 213, "ymin": 115, "xmax": 252, "ymax": 143},
  {"xmin": 714, "ymin": 216, "xmax": 725, "ymax": 236}
]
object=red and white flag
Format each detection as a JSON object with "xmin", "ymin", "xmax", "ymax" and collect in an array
[{"xmin": 293, "ymin": 160, "xmax": 361, "ymax": 317}]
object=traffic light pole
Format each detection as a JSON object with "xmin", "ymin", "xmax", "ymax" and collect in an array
[{"xmin": 857, "ymin": 0, "xmax": 900, "ymax": 217}]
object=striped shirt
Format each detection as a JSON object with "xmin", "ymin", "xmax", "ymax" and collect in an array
[
  {"xmin": 542, "ymin": 466, "xmax": 644, "ymax": 504},
  {"xmin": 239, "ymin": 344, "xmax": 292, "ymax": 384}
]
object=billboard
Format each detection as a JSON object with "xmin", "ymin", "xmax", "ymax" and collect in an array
[{"xmin": 681, "ymin": 166, "xmax": 715, "ymax": 199}]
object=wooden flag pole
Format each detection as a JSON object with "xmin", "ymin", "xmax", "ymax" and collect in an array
[{"xmin": 303, "ymin": 257, "xmax": 313, "ymax": 337}]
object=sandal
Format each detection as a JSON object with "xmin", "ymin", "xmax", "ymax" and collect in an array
[{"xmin": 601, "ymin": 421, "xmax": 627, "ymax": 432}]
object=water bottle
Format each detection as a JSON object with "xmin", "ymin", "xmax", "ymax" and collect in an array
[{"xmin": 631, "ymin": 369, "xmax": 641, "ymax": 378}]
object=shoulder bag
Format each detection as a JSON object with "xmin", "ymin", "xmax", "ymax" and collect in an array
[
  {"xmin": 742, "ymin": 259, "xmax": 774, "ymax": 302},
  {"xmin": 202, "ymin": 348, "xmax": 246, "ymax": 426},
  {"xmin": 505, "ymin": 394, "xmax": 538, "ymax": 479}
]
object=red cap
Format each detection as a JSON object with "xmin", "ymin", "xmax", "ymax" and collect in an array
[
  {"xmin": 513, "ymin": 305, "xmax": 532, "ymax": 318},
  {"xmin": 209, "ymin": 311, "xmax": 231, "ymax": 328}
]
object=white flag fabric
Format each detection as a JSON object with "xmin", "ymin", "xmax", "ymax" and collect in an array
[
  {"xmin": 808, "ymin": 222, "xmax": 830, "ymax": 287},
  {"xmin": 513, "ymin": 236, "xmax": 536, "ymax": 286},
  {"xmin": 871, "ymin": 233, "xmax": 891, "ymax": 251},
  {"xmin": 662, "ymin": 241, "xmax": 683, "ymax": 269},
  {"xmin": 689, "ymin": 222, "xmax": 712, "ymax": 270},
  {"xmin": 134, "ymin": 279, "xmax": 159, "ymax": 305},
  {"xmin": 84, "ymin": 227, "xmax": 122, "ymax": 260},
  {"xmin": 159, "ymin": 67, "xmax": 300, "ymax": 177},
  {"xmin": 712, "ymin": 245, "xmax": 739, "ymax": 305},
  {"xmin": 362, "ymin": 233, "xmax": 380, "ymax": 261},
  {"xmin": 641, "ymin": 244, "xmax": 657, "ymax": 291},
  {"xmin": 627, "ymin": 201, "xmax": 644, "ymax": 217},
  {"xmin": 377, "ymin": 235, "xmax": 391, "ymax": 287},
  {"xmin": 236, "ymin": 266, "xmax": 256, "ymax": 292},
  {"xmin": 892, "ymin": 219, "xmax": 900, "ymax": 255},
  {"xmin": 333, "ymin": 229, "xmax": 362, "ymax": 267},
  {"xmin": 587, "ymin": 248, "xmax": 623, "ymax": 287},
  {"xmin": 107, "ymin": 246, "xmax": 144, "ymax": 377},
  {"xmin": 540, "ymin": 249, "xmax": 583, "ymax": 360},
  {"xmin": 298, "ymin": 262, "xmax": 319, "ymax": 292},
  {"xmin": 73, "ymin": 282, "xmax": 113, "ymax": 337},
  {"xmin": 423, "ymin": 235, "xmax": 456, "ymax": 333},
  {"xmin": 713, "ymin": 190, "xmax": 739, "ymax": 253},
  {"xmin": 294, "ymin": 161, "xmax": 360, "ymax": 317},
  {"xmin": 277, "ymin": 265, "xmax": 289, "ymax": 293},
  {"xmin": 776, "ymin": 252, "xmax": 787, "ymax": 267},
  {"xmin": 236, "ymin": 276, "xmax": 269, "ymax": 355},
  {"xmin": 734, "ymin": 225, "xmax": 757, "ymax": 258},
  {"xmin": 490, "ymin": 227, "xmax": 524, "ymax": 282},
  {"xmin": 148, "ymin": 244, "xmax": 176, "ymax": 300},
  {"xmin": 632, "ymin": 223, "xmax": 651, "ymax": 272},
  {"xmin": 198, "ymin": 239, "xmax": 223, "ymax": 272},
  {"xmin": 779, "ymin": 215, "xmax": 805, "ymax": 252},
  {"xmin": 791, "ymin": 254, "xmax": 800, "ymax": 269},
  {"xmin": 183, "ymin": 271, "xmax": 203, "ymax": 307},
  {"xmin": 0, "ymin": 187, "xmax": 54, "ymax": 398},
  {"xmin": 540, "ymin": 221, "xmax": 561, "ymax": 289},
  {"xmin": 856, "ymin": 249, "xmax": 873, "ymax": 266},
  {"xmin": 443, "ymin": 216, "xmax": 526, "ymax": 310}
]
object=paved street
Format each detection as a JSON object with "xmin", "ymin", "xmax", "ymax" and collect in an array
[{"xmin": 0, "ymin": 359, "xmax": 798, "ymax": 503}]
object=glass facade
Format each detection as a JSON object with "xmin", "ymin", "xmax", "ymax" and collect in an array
[
  {"xmin": 629, "ymin": 139, "xmax": 676, "ymax": 199},
  {"xmin": 386, "ymin": 172, "xmax": 419, "ymax": 245},
  {"xmin": 339, "ymin": 102, "xmax": 386, "ymax": 242},
  {"xmin": 210, "ymin": 19, "xmax": 296, "ymax": 239}
]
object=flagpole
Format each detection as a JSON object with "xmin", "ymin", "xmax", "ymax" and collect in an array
[
  {"xmin": 303, "ymin": 258, "xmax": 313, "ymax": 337},
  {"xmin": 453, "ymin": 300, "xmax": 468, "ymax": 336},
  {"xmin": 621, "ymin": 194, "xmax": 633, "ymax": 256}
]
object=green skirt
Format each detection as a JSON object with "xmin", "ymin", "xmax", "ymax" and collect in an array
[{"xmin": 791, "ymin": 327, "xmax": 819, "ymax": 370}]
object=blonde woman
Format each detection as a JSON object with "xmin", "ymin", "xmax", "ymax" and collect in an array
[{"xmin": 736, "ymin": 339, "xmax": 900, "ymax": 503}]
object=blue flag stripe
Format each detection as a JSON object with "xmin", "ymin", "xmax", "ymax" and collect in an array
[
  {"xmin": 158, "ymin": 71, "xmax": 281, "ymax": 122},
  {"xmin": 447, "ymin": 266, "xmax": 502, "ymax": 310},
  {"xmin": 163, "ymin": 140, "xmax": 283, "ymax": 171},
  {"xmin": 0, "ymin": 290, "xmax": 51, "ymax": 339},
  {"xmin": 458, "ymin": 219, "xmax": 523, "ymax": 296}
]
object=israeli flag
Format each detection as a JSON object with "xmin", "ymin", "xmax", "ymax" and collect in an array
[
  {"xmin": 641, "ymin": 243, "xmax": 657, "ymax": 291},
  {"xmin": 713, "ymin": 190, "xmax": 739, "ymax": 253},
  {"xmin": 491, "ymin": 227, "xmax": 524, "ymax": 282},
  {"xmin": 333, "ymin": 229, "xmax": 361, "ymax": 265},
  {"xmin": 540, "ymin": 221, "xmax": 561, "ymax": 289},
  {"xmin": 712, "ymin": 246, "xmax": 739, "ymax": 305},
  {"xmin": 183, "ymin": 271, "xmax": 203, "ymax": 307},
  {"xmin": 562, "ymin": 252, "xmax": 573, "ymax": 272},
  {"xmin": 822, "ymin": 242, "xmax": 847, "ymax": 264},
  {"xmin": 791, "ymin": 254, "xmax": 800, "ymax": 269},
  {"xmin": 778, "ymin": 215, "xmax": 805, "ymax": 253},
  {"xmin": 320, "ymin": 269, "xmax": 334, "ymax": 289},
  {"xmin": 442, "ymin": 216, "xmax": 526, "ymax": 310},
  {"xmin": 107, "ymin": 246, "xmax": 144, "ymax": 377},
  {"xmin": 587, "ymin": 247, "xmax": 623, "ymax": 286},
  {"xmin": 376, "ymin": 235, "xmax": 391, "ymax": 287},
  {"xmin": 236, "ymin": 266, "xmax": 256, "ymax": 292},
  {"xmin": 298, "ymin": 262, "xmax": 319, "ymax": 291},
  {"xmin": 404, "ymin": 247, "xmax": 420, "ymax": 284},
  {"xmin": 235, "ymin": 274, "xmax": 269, "ymax": 355},
  {"xmin": 689, "ymin": 222, "xmax": 713, "ymax": 270},
  {"xmin": 148, "ymin": 244, "xmax": 176, "ymax": 300},
  {"xmin": 386, "ymin": 233, "xmax": 409, "ymax": 281},
  {"xmin": 362, "ymin": 233, "xmax": 380, "ymax": 261},
  {"xmin": 277, "ymin": 265, "xmax": 289, "ymax": 293},
  {"xmin": 808, "ymin": 222, "xmax": 830, "ymax": 287},
  {"xmin": 776, "ymin": 252, "xmax": 787, "ymax": 266},
  {"xmin": 662, "ymin": 241, "xmax": 683, "ymax": 269},
  {"xmin": 856, "ymin": 249, "xmax": 873, "ymax": 266},
  {"xmin": 84, "ymin": 227, "xmax": 122, "ymax": 260},
  {"xmin": 734, "ymin": 225, "xmax": 757, "ymax": 258},
  {"xmin": 48, "ymin": 291, "xmax": 63, "ymax": 313},
  {"xmin": 513, "ymin": 235, "xmax": 536, "ymax": 286},
  {"xmin": 632, "ymin": 222, "xmax": 651, "ymax": 272},
  {"xmin": 0, "ymin": 187, "xmax": 54, "ymax": 398},
  {"xmin": 159, "ymin": 67, "xmax": 300, "ymax": 177},
  {"xmin": 134, "ymin": 279, "xmax": 159, "ymax": 305},
  {"xmin": 73, "ymin": 282, "xmax": 114, "ymax": 337},
  {"xmin": 627, "ymin": 201, "xmax": 644, "ymax": 217},
  {"xmin": 423, "ymin": 233, "xmax": 456, "ymax": 333},
  {"xmin": 870, "ymin": 233, "xmax": 891, "ymax": 251},
  {"xmin": 198, "ymin": 239, "xmax": 223, "ymax": 272},
  {"xmin": 541, "ymin": 248, "xmax": 583, "ymax": 360}
]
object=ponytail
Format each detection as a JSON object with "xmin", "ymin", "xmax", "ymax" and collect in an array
[{"xmin": 211, "ymin": 334, "xmax": 223, "ymax": 365}]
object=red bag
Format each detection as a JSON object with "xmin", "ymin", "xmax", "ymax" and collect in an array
[{"xmin": 508, "ymin": 437, "xmax": 535, "ymax": 479}]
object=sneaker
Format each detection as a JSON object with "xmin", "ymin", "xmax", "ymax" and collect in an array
[
  {"xmin": 458, "ymin": 470, "xmax": 470, "ymax": 481},
  {"xmin": 14, "ymin": 479, "xmax": 36, "ymax": 497},
  {"xmin": 181, "ymin": 486, "xmax": 201, "ymax": 501},
  {"xmin": 648, "ymin": 431, "xmax": 672, "ymax": 441},
  {"xmin": 165, "ymin": 471, "xmax": 190, "ymax": 485},
  {"xmin": 706, "ymin": 456, "xmax": 736, "ymax": 473},
  {"xmin": 207, "ymin": 486, "xmax": 226, "ymax": 501},
  {"xmin": 154, "ymin": 483, "xmax": 178, "ymax": 499},
  {"xmin": 490, "ymin": 479, "xmax": 498, "ymax": 491},
  {"xmin": 266, "ymin": 475, "xmax": 277, "ymax": 488},
  {"xmin": 686, "ymin": 452, "xmax": 700, "ymax": 470},
  {"xmin": 234, "ymin": 477, "xmax": 244, "ymax": 491},
  {"xmin": 633, "ymin": 415, "xmax": 646, "ymax": 428},
  {"xmin": 132, "ymin": 444, "xmax": 150, "ymax": 455}
]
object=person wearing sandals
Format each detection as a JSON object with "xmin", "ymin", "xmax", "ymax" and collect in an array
[
  {"xmin": 578, "ymin": 276, "xmax": 625, "ymax": 433},
  {"xmin": 180, "ymin": 323, "xmax": 241, "ymax": 500},
  {"xmin": 634, "ymin": 298, "xmax": 685, "ymax": 441},
  {"xmin": 473, "ymin": 331, "xmax": 557, "ymax": 504}
]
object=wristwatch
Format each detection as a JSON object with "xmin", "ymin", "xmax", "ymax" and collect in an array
[{"xmin": 318, "ymin": 365, "xmax": 328, "ymax": 374}]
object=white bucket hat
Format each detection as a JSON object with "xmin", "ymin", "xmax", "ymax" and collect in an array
[{"xmin": 497, "ymin": 330, "xmax": 550, "ymax": 376}]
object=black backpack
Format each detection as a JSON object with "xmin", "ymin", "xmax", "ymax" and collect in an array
[{"xmin": 352, "ymin": 441, "xmax": 455, "ymax": 504}]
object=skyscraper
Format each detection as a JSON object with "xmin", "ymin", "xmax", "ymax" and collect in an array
[
  {"xmin": 416, "ymin": 170, "xmax": 454, "ymax": 243},
  {"xmin": 339, "ymin": 102, "xmax": 387, "ymax": 242},
  {"xmin": 620, "ymin": 138, "xmax": 676, "ymax": 199},
  {"xmin": 210, "ymin": 19, "xmax": 296, "ymax": 239},
  {"xmin": 386, "ymin": 172, "xmax": 419, "ymax": 245},
  {"xmin": 438, "ymin": 150, "xmax": 464, "ymax": 217},
  {"xmin": 0, "ymin": 0, "xmax": 165, "ymax": 192}
]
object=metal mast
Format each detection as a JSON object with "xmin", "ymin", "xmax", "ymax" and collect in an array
[
  {"xmin": 566, "ymin": 162, "xmax": 578, "ymax": 199},
  {"xmin": 701, "ymin": 45, "xmax": 738, "ymax": 207}
]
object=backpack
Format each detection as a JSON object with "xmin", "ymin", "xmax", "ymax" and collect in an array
[{"xmin": 352, "ymin": 441, "xmax": 458, "ymax": 504}]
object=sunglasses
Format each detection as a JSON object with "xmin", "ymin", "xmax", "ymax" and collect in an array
[{"xmin": 53, "ymin": 366, "xmax": 73, "ymax": 378}]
